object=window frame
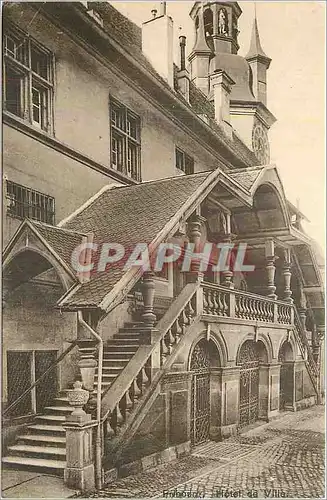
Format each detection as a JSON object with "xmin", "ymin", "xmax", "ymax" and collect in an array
[
  {"xmin": 175, "ymin": 147, "xmax": 195, "ymax": 175},
  {"xmin": 6, "ymin": 180, "xmax": 56, "ymax": 225},
  {"xmin": 3, "ymin": 22, "xmax": 54, "ymax": 134},
  {"xmin": 109, "ymin": 97, "xmax": 141, "ymax": 181}
]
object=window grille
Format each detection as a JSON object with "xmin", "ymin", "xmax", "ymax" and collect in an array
[{"xmin": 6, "ymin": 180, "xmax": 55, "ymax": 224}]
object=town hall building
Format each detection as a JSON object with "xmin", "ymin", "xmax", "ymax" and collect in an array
[{"xmin": 2, "ymin": 1, "xmax": 325, "ymax": 492}]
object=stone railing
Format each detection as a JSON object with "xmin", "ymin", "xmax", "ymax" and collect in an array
[
  {"xmin": 293, "ymin": 308, "xmax": 319, "ymax": 396},
  {"xmin": 202, "ymin": 283, "xmax": 293, "ymax": 326},
  {"xmin": 100, "ymin": 283, "xmax": 199, "ymax": 441}
]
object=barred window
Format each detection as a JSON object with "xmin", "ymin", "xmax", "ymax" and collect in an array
[
  {"xmin": 110, "ymin": 98, "xmax": 141, "ymax": 181},
  {"xmin": 6, "ymin": 181, "xmax": 55, "ymax": 225},
  {"xmin": 3, "ymin": 23, "xmax": 53, "ymax": 133},
  {"xmin": 175, "ymin": 148, "xmax": 194, "ymax": 175}
]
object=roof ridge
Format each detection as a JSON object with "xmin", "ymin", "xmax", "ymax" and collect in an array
[{"xmin": 32, "ymin": 220, "xmax": 88, "ymax": 237}]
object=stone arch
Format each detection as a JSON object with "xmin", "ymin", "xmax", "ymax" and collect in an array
[
  {"xmin": 3, "ymin": 248, "xmax": 77, "ymax": 416},
  {"xmin": 278, "ymin": 340, "xmax": 295, "ymax": 362},
  {"xmin": 3, "ymin": 247, "xmax": 71, "ymax": 295},
  {"xmin": 236, "ymin": 335, "xmax": 271, "ymax": 365},
  {"xmin": 277, "ymin": 334, "xmax": 297, "ymax": 361},
  {"xmin": 188, "ymin": 328, "xmax": 227, "ymax": 370}
]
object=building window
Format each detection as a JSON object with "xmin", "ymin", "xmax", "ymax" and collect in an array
[
  {"xmin": 175, "ymin": 148, "xmax": 195, "ymax": 175},
  {"xmin": 6, "ymin": 180, "xmax": 55, "ymax": 225},
  {"xmin": 3, "ymin": 23, "xmax": 53, "ymax": 133},
  {"xmin": 110, "ymin": 98, "xmax": 141, "ymax": 181}
]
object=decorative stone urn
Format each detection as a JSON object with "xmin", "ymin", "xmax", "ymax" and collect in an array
[{"xmin": 67, "ymin": 380, "xmax": 89, "ymax": 418}]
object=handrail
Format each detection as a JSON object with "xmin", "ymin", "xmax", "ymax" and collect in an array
[
  {"xmin": 77, "ymin": 311, "xmax": 103, "ymax": 490},
  {"xmin": 293, "ymin": 307, "xmax": 319, "ymax": 377},
  {"xmin": 100, "ymin": 282, "xmax": 199, "ymax": 422},
  {"xmin": 3, "ymin": 340, "xmax": 78, "ymax": 417}
]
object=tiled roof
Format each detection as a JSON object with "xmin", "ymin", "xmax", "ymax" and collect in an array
[
  {"xmin": 60, "ymin": 173, "xmax": 211, "ymax": 307},
  {"xmin": 228, "ymin": 166, "xmax": 265, "ymax": 192},
  {"xmin": 32, "ymin": 221, "xmax": 86, "ymax": 274}
]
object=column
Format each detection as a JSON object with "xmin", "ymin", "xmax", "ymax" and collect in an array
[
  {"xmin": 298, "ymin": 288, "xmax": 307, "ymax": 330},
  {"xmin": 217, "ymin": 213, "xmax": 235, "ymax": 289},
  {"xmin": 282, "ymin": 248, "xmax": 293, "ymax": 303},
  {"xmin": 220, "ymin": 366, "xmax": 240, "ymax": 439},
  {"xmin": 64, "ymin": 381, "xmax": 97, "ymax": 492},
  {"xmin": 210, "ymin": 368, "xmax": 222, "ymax": 441},
  {"xmin": 185, "ymin": 215, "xmax": 206, "ymax": 284},
  {"xmin": 265, "ymin": 239, "xmax": 277, "ymax": 299},
  {"xmin": 141, "ymin": 271, "xmax": 156, "ymax": 329}
]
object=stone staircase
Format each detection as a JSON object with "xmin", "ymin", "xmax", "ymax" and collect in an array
[{"xmin": 2, "ymin": 304, "xmax": 173, "ymax": 475}]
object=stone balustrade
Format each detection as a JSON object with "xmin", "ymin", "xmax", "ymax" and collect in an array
[{"xmin": 202, "ymin": 283, "xmax": 293, "ymax": 326}]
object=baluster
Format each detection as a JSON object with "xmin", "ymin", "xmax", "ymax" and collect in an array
[
  {"xmin": 185, "ymin": 298, "xmax": 194, "ymax": 319},
  {"xmin": 208, "ymin": 289, "xmax": 215, "ymax": 315},
  {"xmin": 238, "ymin": 295, "xmax": 244, "ymax": 318},
  {"xmin": 235, "ymin": 295, "xmax": 240, "ymax": 317},
  {"xmin": 222, "ymin": 293, "xmax": 228, "ymax": 316},
  {"xmin": 181, "ymin": 306, "xmax": 190, "ymax": 325},
  {"xmin": 167, "ymin": 329, "xmax": 175, "ymax": 354},
  {"xmin": 133, "ymin": 377, "xmax": 141, "ymax": 400},
  {"xmin": 125, "ymin": 387, "xmax": 133, "ymax": 414},
  {"xmin": 174, "ymin": 317, "xmax": 183, "ymax": 343},
  {"xmin": 243, "ymin": 296, "xmax": 249, "ymax": 319},
  {"xmin": 203, "ymin": 289, "xmax": 209, "ymax": 314},
  {"xmin": 115, "ymin": 403, "xmax": 124, "ymax": 433},
  {"xmin": 141, "ymin": 366, "xmax": 150, "ymax": 388},
  {"xmin": 106, "ymin": 415, "xmax": 115, "ymax": 438},
  {"xmin": 248, "ymin": 297, "xmax": 255, "ymax": 319},
  {"xmin": 161, "ymin": 337, "xmax": 169, "ymax": 363}
]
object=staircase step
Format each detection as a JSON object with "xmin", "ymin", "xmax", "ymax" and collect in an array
[
  {"xmin": 29, "ymin": 424, "xmax": 65, "ymax": 435},
  {"xmin": 98, "ymin": 367, "xmax": 125, "ymax": 374},
  {"xmin": 107, "ymin": 340, "xmax": 140, "ymax": 346},
  {"xmin": 54, "ymin": 396, "xmax": 69, "ymax": 404},
  {"xmin": 18, "ymin": 434, "xmax": 66, "ymax": 446},
  {"xmin": 44, "ymin": 406, "xmax": 73, "ymax": 414},
  {"xmin": 2, "ymin": 456, "xmax": 66, "ymax": 474},
  {"xmin": 7, "ymin": 444, "xmax": 66, "ymax": 460},
  {"xmin": 36, "ymin": 415, "xmax": 66, "ymax": 423},
  {"xmin": 103, "ymin": 351, "xmax": 136, "ymax": 358}
]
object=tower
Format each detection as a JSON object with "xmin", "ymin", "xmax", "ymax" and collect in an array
[{"xmin": 246, "ymin": 14, "xmax": 271, "ymax": 106}]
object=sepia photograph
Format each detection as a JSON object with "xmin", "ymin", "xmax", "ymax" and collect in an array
[{"xmin": 1, "ymin": 1, "xmax": 325, "ymax": 498}]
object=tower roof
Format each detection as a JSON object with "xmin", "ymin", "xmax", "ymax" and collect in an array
[{"xmin": 246, "ymin": 15, "xmax": 270, "ymax": 61}]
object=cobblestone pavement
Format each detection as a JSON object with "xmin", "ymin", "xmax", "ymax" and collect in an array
[{"xmin": 87, "ymin": 406, "xmax": 325, "ymax": 499}]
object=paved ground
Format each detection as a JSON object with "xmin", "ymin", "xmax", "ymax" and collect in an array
[
  {"xmin": 1, "ymin": 469, "xmax": 78, "ymax": 498},
  {"xmin": 89, "ymin": 406, "xmax": 325, "ymax": 499}
]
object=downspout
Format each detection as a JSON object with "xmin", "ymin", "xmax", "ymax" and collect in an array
[{"xmin": 77, "ymin": 310, "xmax": 103, "ymax": 490}]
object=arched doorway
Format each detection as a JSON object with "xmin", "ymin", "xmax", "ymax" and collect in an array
[
  {"xmin": 278, "ymin": 341, "xmax": 294, "ymax": 410},
  {"xmin": 190, "ymin": 339, "xmax": 221, "ymax": 445},
  {"xmin": 237, "ymin": 340, "xmax": 267, "ymax": 427},
  {"xmin": 3, "ymin": 249, "xmax": 74, "ymax": 418}
]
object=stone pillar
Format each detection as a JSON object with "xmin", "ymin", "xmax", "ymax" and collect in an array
[
  {"xmin": 265, "ymin": 239, "xmax": 277, "ymax": 300},
  {"xmin": 185, "ymin": 215, "xmax": 206, "ymax": 284},
  {"xmin": 282, "ymin": 249, "xmax": 293, "ymax": 303},
  {"xmin": 220, "ymin": 218, "xmax": 235, "ymax": 289},
  {"xmin": 141, "ymin": 271, "xmax": 156, "ymax": 328},
  {"xmin": 298, "ymin": 288, "xmax": 307, "ymax": 331},
  {"xmin": 220, "ymin": 366, "xmax": 240, "ymax": 439},
  {"xmin": 64, "ymin": 381, "xmax": 97, "ymax": 492},
  {"xmin": 210, "ymin": 368, "xmax": 222, "ymax": 441},
  {"xmin": 266, "ymin": 364, "xmax": 281, "ymax": 420}
]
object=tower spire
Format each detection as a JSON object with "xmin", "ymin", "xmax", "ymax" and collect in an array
[{"xmin": 246, "ymin": 7, "xmax": 269, "ymax": 60}]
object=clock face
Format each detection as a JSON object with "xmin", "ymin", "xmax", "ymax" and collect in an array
[{"xmin": 252, "ymin": 124, "xmax": 270, "ymax": 164}]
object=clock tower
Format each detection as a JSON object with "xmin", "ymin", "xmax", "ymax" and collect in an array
[{"xmin": 188, "ymin": 2, "xmax": 276, "ymax": 166}]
